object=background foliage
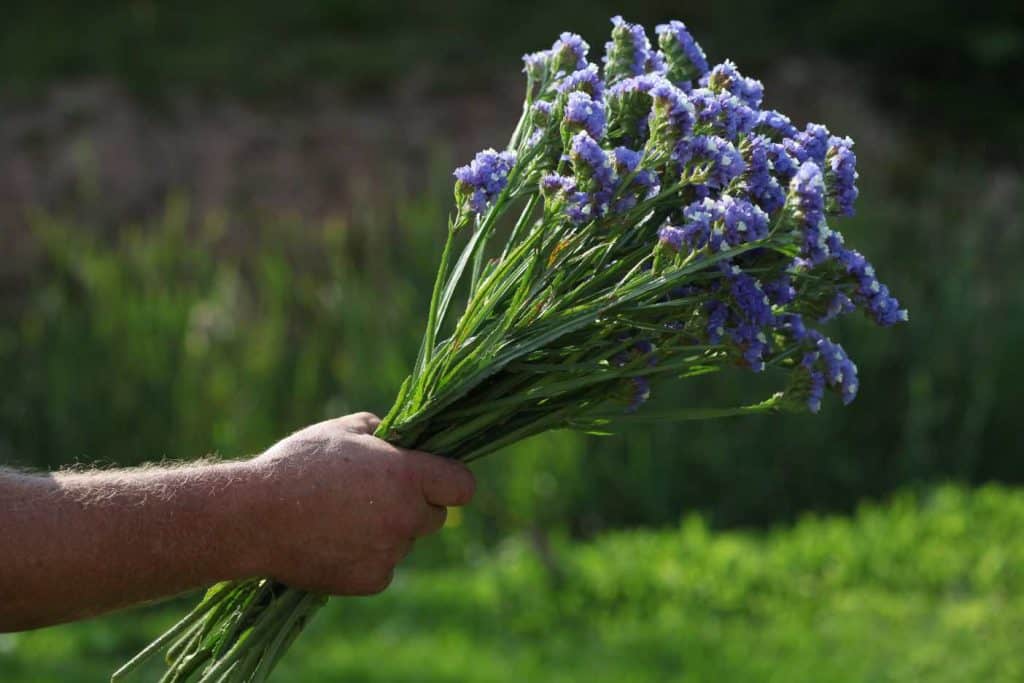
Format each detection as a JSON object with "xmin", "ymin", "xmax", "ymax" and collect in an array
[
  {"xmin": 2, "ymin": 157, "xmax": 1020, "ymax": 538},
  {"xmin": 4, "ymin": 487, "xmax": 1024, "ymax": 681}
]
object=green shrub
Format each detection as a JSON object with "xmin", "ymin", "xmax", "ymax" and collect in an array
[{"xmin": 3, "ymin": 486, "xmax": 1022, "ymax": 682}]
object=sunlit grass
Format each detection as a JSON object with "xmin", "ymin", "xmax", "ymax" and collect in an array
[{"xmin": 4, "ymin": 486, "xmax": 1023, "ymax": 682}]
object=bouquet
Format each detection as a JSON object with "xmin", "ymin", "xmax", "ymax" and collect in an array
[{"xmin": 115, "ymin": 16, "xmax": 906, "ymax": 682}]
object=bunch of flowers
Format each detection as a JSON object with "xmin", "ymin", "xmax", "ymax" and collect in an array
[{"xmin": 117, "ymin": 16, "xmax": 906, "ymax": 682}]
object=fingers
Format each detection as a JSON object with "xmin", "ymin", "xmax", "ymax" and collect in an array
[
  {"xmin": 344, "ymin": 567, "xmax": 395, "ymax": 596},
  {"xmin": 417, "ymin": 504, "xmax": 448, "ymax": 537},
  {"xmin": 403, "ymin": 449, "xmax": 476, "ymax": 508}
]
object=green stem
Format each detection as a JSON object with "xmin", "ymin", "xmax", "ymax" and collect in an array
[
  {"xmin": 211, "ymin": 581, "xmax": 275, "ymax": 661},
  {"xmin": 459, "ymin": 405, "xmax": 575, "ymax": 463},
  {"xmin": 500, "ymin": 193, "xmax": 540, "ymax": 261},
  {"xmin": 589, "ymin": 394, "xmax": 783, "ymax": 423},
  {"xmin": 195, "ymin": 589, "xmax": 306, "ymax": 682},
  {"xmin": 420, "ymin": 226, "xmax": 456, "ymax": 370},
  {"xmin": 111, "ymin": 584, "xmax": 231, "ymax": 681},
  {"xmin": 249, "ymin": 593, "xmax": 324, "ymax": 683}
]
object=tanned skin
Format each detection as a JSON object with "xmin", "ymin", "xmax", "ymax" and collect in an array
[{"xmin": 0, "ymin": 412, "xmax": 475, "ymax": 632}]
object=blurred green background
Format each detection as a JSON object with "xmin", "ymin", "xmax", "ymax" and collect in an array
[{"xmin": 1, "ymin": 1, "xmax": 1022, "ymax": 681}]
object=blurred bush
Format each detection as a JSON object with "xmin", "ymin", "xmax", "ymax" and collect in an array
[
  {"xmin": 2, "ymin": 154, "xmax": 1020, "ymax": 541},
  {"xmin": 3, "ymin": 485, "xmax": 1022, "ymax": 681},
  {"xmin": 2, "ymin": 1, "xmax": 1020, "ymax": 150}
]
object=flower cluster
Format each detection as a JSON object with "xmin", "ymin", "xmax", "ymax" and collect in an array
[
  {"xmin": 453, "ymin": 149, "xmax": 517, "ymax": 214},
  {"xmin": 604, "ymin": 15, "xmax": 661, "ymax": 85},
  {"xmin": 656, "ymin": 20, "xmax": 708, "ymax": 85},
  {"xmin": 452, "ymin": 15, "xmax": 907, "ymax": 413}
]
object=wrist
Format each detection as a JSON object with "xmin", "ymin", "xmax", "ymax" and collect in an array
[{"xmin": 202, "ymin": 459, "xmax": 274, "ymax": 582}]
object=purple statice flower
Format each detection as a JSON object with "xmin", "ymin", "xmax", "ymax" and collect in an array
[
  {"xmin": 767, "ymin": 140, "xmax": 798, "ymax": 182},
  {"xmin": 776, "ymin": 312, "xmax": 808, "ymax": 341},
  {"xmin": 655, "ymin": 20, "xmax": 709, "ymax": 84},
  {"xmin": 744, "ymin": 134, "xmax": 786, "ymax": 214},
  {"xmin": 612, "ymin": 145, "xmax": 642, "ymax": 174},
  {"xmin": 764, "ymin": 274, "xmax": 797, "ymax": 306},
  {"xmin": 689, "ymin": 88, "xmax": 757, "ymax": 141},
  {"xmin": 820, "ymin": 291, "xmax": 855, "ymax": 323},
  {"xmin": 757, "ymin": 109, "xmax": 798, "ymax": 139},
  {"xmin": 612, "ymin": 334, "xmax": 657, "ymax": 367},
  {"xmin": 603, "ymin": 16, "xmax": 658, "ymax": 85},
  {"xmin": 606, "ymin": 73, "xmax": 665, "ymax": 144},
  {"xmin": 646, "ymin": 79, "xmax": 696, "ymax": 156},
  {"xmin": 648, "ymin": 51, "xmax": 667, "ymax": 75},
  {"xmin": 797, "ymin": 349, "xmax": 828, "ymax": 413},
  {"xmin": 557, "ymin": 64, "xmax": 605, "ymax": 99},
  {"xmin": 611, "ymin": 146, "xmax": 659, "ymax": 213},
  {"xmin": 787, "ymin": 161, "xmax": 830, "ymax": 263},
  {"xmin": 539, "ymin": 172, "xmax": 606, "ymax": 226},
  {"xmin": 677, "ymin": 135, "xmax": 747, "ymax": 191},
  {"xmin": 658, "ymin": 225, "xmax": 687, "ymax": 252},
  {"xmin": 807, "ymin": 332, "xmax": 859, "ymax": 404},
  {"xmin": 720, "ymin": 265, "xmax": 774, "ymax": 371},
  {"xmin": 564, "ymin": 131, "xmax": 616, "ymax": 222},
  {"xmin": 625, "ymin": 376, "xmax": 652, "ymax": 412},
  {"xmin": 825, "ymin": 135, "xmax": 859, "ymax": 217},
  {"xmin": 569, "ymin": 131, "xmax": 614, "ymax": 189},
  {"xmin": 532, "ymin": 100, "xmax": 554, "ymax": 127},
  {"xmin": 528, "ymin": 100, "xmax": 561, "ymax": 150},
  {"xmin": 633, "ymin": 339, "xmax": 658, "ymax": 365},
  {"xmin": 807, "ymin": 367, "xmax": 826, "ymax": 413},
  {"xmin": 635, "ymin": 168, "xmax": 660, "ymax": 194},
  {"xmin": 703, "ymin": 60, "xmax": 764, "ymax": 109},
  {"xmin": 784, "ymin": 122, "xmax": 831, "ymax": 165},
  {"xmin": 539, "ymin": 172, "xmax": 575, "ymax": 198},
  {"xmin": 563, "ymin": 91, "xmax": 606, "ymax": 140},
  {"xmin": 718, "ymin": 194, "xmax": 770, "ymax": 247},
  {"xmin": 830, "ymin": 244, "xmax": 909, "ymax": 326},
  {"xmin": 607, "ymin": 72, "xmax": 663, "ymax": 98},
  {"xmin": 725, "ymin": 266, "xmax": 774, "ymax": 329},
  {"xmin": 552, "ymin": 32, "xmax": 590, "ymax": 75},
  {"xmin": 704, "ymin": 299, "xmax": 729, "ymax": 343},
  {"xmin": 453, "ymin": 148, "xmax": 516, "ymax": 214},
  {"xmin": 862, "ymin": 283, "xmax": 908, "ymax": 326},
  {"xmin": 564, "ymin": 190, "xmax": 599, "ymax": 224},
  {"xmin": 670, "ymin": 197, "xmax": 718, "ymax": 251},
  {"xmin": 522, "ymin": 50, "xmax": 551, "ymax": 81},
  {"xmin": 798, "ymin": 346, "xmax": 844, "ymax": 411}
]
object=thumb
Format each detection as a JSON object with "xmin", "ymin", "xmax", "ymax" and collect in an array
[{"xmin": 402, "ymin": 449, "xmax": 477, "ymax": 507}]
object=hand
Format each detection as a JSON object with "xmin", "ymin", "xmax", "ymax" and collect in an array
[{"xmin": 248, "ymin": 412, "xmax": 475, "ymax": 595}]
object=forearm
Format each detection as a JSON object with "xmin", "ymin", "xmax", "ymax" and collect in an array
[{"xmin": 0, "ymin": 461, "xmax": 264, "ymax": 631}]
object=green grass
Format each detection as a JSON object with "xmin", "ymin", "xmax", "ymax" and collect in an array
[{"xmin": 3, "ymin": 485, "xmax": 1022, "ymax": 682}]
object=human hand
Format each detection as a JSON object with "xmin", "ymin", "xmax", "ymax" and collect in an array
[{"xmin": 247, "ymin": 412, "xmax": 475, "ymax": 595}]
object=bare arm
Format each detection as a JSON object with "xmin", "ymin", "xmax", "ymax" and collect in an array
[{"xmin": 0, "ymin": 412, "xmax": 475, "ymax": 632}]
